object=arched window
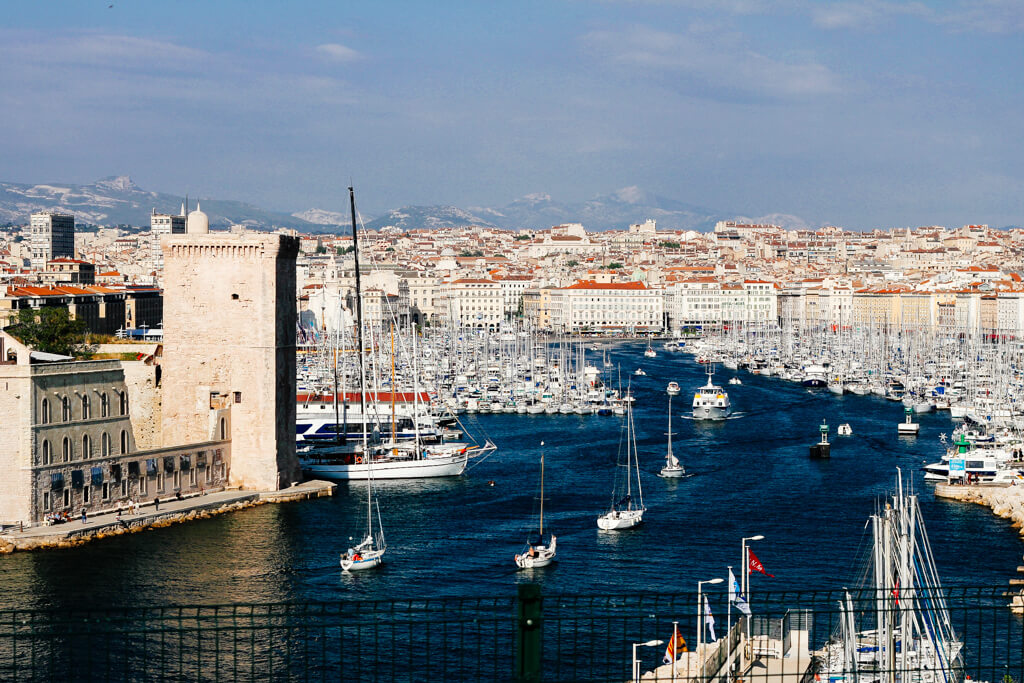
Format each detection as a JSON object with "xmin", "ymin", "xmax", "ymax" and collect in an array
[
  {"xmin": 219, "ymin": 418, "xmax": 226, "ymax": 440},
  {"xmin": 120, "ymin": 430, "xmax": 128, "ymax": 454},
  {"xmin": 41, "ymin": 439, "xmax": 51, "ymax": 465},
  {"xmin": 101, "ymin": 433, "xmax": 110, "ymax": 458},
  {"xmin": 82, "ymin": 434, "xmax": 91, "ymax": 460},
  {"xmin": 61, "ymin": 396, "xmax": 71, "ymax": 421},
  {"xmin": 119, "ymin": 391, "xmax": 129, "ymax": 416},
  {"xmin": 41, "ymin": 398, "xmax": 50, "ymax": 424},
  {"xmin": 100, "ymin": 393, "xmax": 109, "ymax": 417},
  {"xmin": 81, "ymin": 394, "xmax": 91, "ymax": 420},
  {"xmin": 62, "ymin": 437, "xmax": 71, "ymax": 463}
]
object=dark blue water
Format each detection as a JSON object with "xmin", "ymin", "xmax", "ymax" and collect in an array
[{"xmin": 1, "ymin": 341, "xmax": 1022, "ymax": 611}]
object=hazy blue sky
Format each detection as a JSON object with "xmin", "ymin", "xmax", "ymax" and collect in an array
[{"xmin": 3, "ymin": 0, "xmax": 1023, "ymax": 229}]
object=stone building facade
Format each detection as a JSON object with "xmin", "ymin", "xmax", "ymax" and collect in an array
[
  {"xmin": 0, "ymin": 332, "xmax": 230, "ymax": 525},
  {"xmin": 160, "ymin": 231, "xmax": 301, "ymax": 491}
]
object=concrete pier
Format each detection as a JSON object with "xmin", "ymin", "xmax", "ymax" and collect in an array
[{"xmin": 0, "ymin": 479, "xmax": 335, "ymax": 554}]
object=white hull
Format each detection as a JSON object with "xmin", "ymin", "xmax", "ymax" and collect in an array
[
  {"xmin": 897, "ymin": 424, "xmax": 920, "ymax": 435},
  {"xmin": 597, "ymin": 508, "xmax": 644, "ymax": 530},
  {"xmin": 341, "ymin": 549, "xmax": 385, "ymax": 571},
  {"xmin": 302, "ymin": 452, "xmax": 468, "ymax": 480},
  {"xmin": 693, "ymin": 405, "xmax": 732, "ymax": 420},
  {"xmin": 659, "ymin": 465, "xmax": 686, "ymax": 478},
  {"xmin": 515, "ymin": 537, "xmax": 557, "ymax": 568}
]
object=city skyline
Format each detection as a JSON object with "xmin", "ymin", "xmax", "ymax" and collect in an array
[{"xmin": 3, "ymin": 1, "xmax": 1023, "ymax": 230}]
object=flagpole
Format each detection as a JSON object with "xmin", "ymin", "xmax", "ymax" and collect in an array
[
  {"xmin": 727, "ymin": 565, "xmax": 733, "ymax": 680},
  {"xmin": 671, "ymin": 621, "xmax": 678, "ymax": 683},
  {"xmin": 741, "ymin": 534, "xmax": 765, "ymax": 668}
]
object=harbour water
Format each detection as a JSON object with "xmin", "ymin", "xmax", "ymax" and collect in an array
[{"xmin": 1, "ymin": 341, "xmax": 1022, "ymax": 611}]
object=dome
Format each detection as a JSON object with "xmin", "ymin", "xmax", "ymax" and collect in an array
[{"xmin": 187, "ymin": 202, "xmax": 209, "ymax": 234}]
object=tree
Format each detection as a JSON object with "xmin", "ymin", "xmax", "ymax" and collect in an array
[
  {"xmin": 315, "ymin": 245, "xmax": 327, "ymax": 254},
  {"xmin": 606, "ymin": 262, "xmax": 624, "ymax": 269},
  {"xmin": 7, "ymin": 307, "xmax": 93, "ymax": 357},
  {"xmin": 567, "ymin": 260, "xmax": 579, "ymax": 267},
  {"xmin": 659, "ymin": 240, "xmax": 681, "ymax": 249},
  {"xmin": 337, "ymin": 245, "xmax": 355, "ymax": 255}
]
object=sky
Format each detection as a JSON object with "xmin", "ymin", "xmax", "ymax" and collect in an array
[{"xmin": 2, "ymin": 0, "xmax": 1024, "ymax": 230}]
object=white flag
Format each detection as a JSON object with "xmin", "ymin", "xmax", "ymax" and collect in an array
[
  {"xmin": 704, "ymin": 595, "xmax": 717, "ymax": 642},
  {"xmin": 729, "ymin": 567, "xmax": 752, "ymax": 616}
]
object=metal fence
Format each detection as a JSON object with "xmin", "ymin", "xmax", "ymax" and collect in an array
[{"xmin": 0, "ymin": 585, "xmax": 1020, "ymax": 682}]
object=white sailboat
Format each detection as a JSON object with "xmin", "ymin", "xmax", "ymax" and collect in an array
[
  {"xmin": 659, "ymin": 391, "xmax": 685, "ymax": 478},
  {"xmin": 598, "ymin": 398, "xmax": 646, "ymax": 529},
  {"xmin": 515, "ymin": 444, "xmax": 557, "ymax": 568},
  {"xmin": 339, "ymin": 185, "xmax": 386, "ymax": 572},
  {"xmin": 818, "ymin": 469, "xmax": 964, "ymax": 682}
]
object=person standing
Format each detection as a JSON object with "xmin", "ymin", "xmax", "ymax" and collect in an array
[
  {"xmin": 81, "ymin": 508, "xmax": 87, "ymax": 524},
  {"xmin": 153, "ymin": 496, "xmax": 159, "ymax": 511}
]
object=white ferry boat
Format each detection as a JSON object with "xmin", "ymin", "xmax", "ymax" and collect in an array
[{"xmin": 692, "ymin": 365, "xmax": 732, "ymax": 420}]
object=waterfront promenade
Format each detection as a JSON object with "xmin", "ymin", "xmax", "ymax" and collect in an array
[{"xmin": 0, "ymin": 480, "xmax": 335, "ymax": 553}]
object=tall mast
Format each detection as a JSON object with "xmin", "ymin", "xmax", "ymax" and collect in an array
[
  {"xmin": 539, "ymin": 447, "xmax": 545, "ymax": 537},
  {"xmin": 349, "ymin": 187, "xmax": 369, "ymax": 453}
]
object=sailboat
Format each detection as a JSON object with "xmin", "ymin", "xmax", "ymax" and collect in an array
[
  {"xmin": 597, "ymin": 398, "xmax": 646, "ymax": 529},
  {"xmin": 818, "ymin": 469, "xmax": 964, "ymax": 682},
  {"xmin": 339, "ymin": 185, "xmax": 386, "ymax": 572},
  {"xmin": 644, "ymin": 337, "xmax": 657, "ymax": 358},
  {"xmin": 515, "ymin": 444, "xmax": 557, "ymax": 568},
  {"xmin": 659, "ymin": 391, "xmax": 685, "ymax": 478}
]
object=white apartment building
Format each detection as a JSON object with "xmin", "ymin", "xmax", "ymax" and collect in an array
[
  {"xmin": 439, "ymin": 278, "xmax": 504, "ymax": 329},
  {"xmin": 665, "ymin": 279, "xmax": 777, "ymax": 332},
  {"xmin": 30, "ymin": 211, "xmax": 75, "ymax": 269},
  {"xmin": 547, "ymin": 280, "xmax": 662, "ymax": 333},
  {"xmin": 494, "ymin": 275, "xmax": 534, "ymax": 318},
  {"xmin": 149, "ymin": 210, "xmax": 186, "ymax": 269}
]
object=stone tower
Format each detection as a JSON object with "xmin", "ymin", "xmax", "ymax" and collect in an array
[{"xmin": 161, "ymin": 232, "xmax": 301, "ymax": 490}]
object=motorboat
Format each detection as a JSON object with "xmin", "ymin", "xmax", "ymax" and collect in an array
[
  {"xmin": 837, "ymin": 423, "xmax": 853, "ymax": 436},
  {"xmin": 634, "ymin": 368, "xmax": 646, "ymax": 376},
  {"xmin": 692, "ymin": 365, "xmax": 732, "ymax": 420},
  {"xmin": 666, "ymin": 381, "xmax": 680, "ymax": 396}
]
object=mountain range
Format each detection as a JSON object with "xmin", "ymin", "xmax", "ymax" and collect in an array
[{"xmin": 0, "ymin": 176, "xmax": 815, "ymax": 233}]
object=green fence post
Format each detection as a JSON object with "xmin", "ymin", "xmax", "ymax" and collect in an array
[{"xmin": 517, "ymin": 583, "xmax": 543, "ymax": 682}]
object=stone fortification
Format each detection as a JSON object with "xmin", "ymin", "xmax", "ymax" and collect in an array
[{"xmin": 161, "ymin": 233, "xmax": 301, "ymax": 491}]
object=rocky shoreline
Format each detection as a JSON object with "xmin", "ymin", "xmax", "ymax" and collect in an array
[{"xmin": 933, "ymin": 483, "xmax": 1024, "ymax": 614}]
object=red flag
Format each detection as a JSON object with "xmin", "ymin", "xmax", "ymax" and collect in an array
[
  {"xmin": 748, "ymin": 548, "xmax": 774, "ymax": 578},
  {"xmin": 892, "ymin": 578, "xmax": 900, "ymax": 606}
]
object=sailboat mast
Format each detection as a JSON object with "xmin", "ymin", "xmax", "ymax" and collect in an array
[
  {"xmin": 349, "ymin": 186, "xmax": 369, "ymax": 453},
  {"xmin": 539, "ymin": 448, "xmax": 545, "ymax": 537},
  {"xmin": 349, "ymin": 186, "xmax": 372, "ymax": 538}
]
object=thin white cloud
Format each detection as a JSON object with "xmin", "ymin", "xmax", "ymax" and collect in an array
[
  {"xmin": 316, "ymin": 43, "xmax": 363, "ymax": 63},
  {"xmin": 810, "ymin": 1, "xmax": 930, "ymax": 30},
  {"xmin": 808, "ymin": 0, "xmax": 1024, "ymax": 34},
  {"xmin": 582, "ymin": 24, "xmax": 842, "ymax": 102}
]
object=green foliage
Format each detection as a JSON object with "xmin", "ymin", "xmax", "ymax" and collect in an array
[
  {"xmin": 514, "ymin": 234, "xmax": 531, "ymax": 241},
  {"xmin": 386, "ymin": 247, "xmax": 395, "ymax": 252},
  {"xmin": 659, "ymin": 240, "xmax": 681, "ymax": 249},
  {"xmin": 337, "ymin": 245, "xmax": 355, "ymax": 255},
  {"xmin": 459, "ymin": 250, "xmax": 485, "ymax": 257},
  {"xmin": 567, "ymin": 260, "xmax": 579, "ymax": 267},
  {"xmin": 315, "ymin": 245, "xmax": 327, "ymax": 254},
  {"xmin": 7, "ymin": 307, "xmax": 93, "ymax": 357},
  {"xmin": 605, "ymin": 262, "xmax": 624, "ymax": 269}
]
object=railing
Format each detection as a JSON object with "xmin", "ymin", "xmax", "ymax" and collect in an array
[{"xmin": 0, "ymin": 585, "xmax": 1020, "ymax": 681}]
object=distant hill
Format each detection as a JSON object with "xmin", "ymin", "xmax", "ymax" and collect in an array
[
  {"xmin": 0, "ymin": 175, "xmax": 815, "ymax": 234},
  {"xmin": 0, "ymin": 176, "xmax": 327, "ymax": 232}
]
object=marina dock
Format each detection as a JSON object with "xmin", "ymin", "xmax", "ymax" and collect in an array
[{"xmin": 0, "ymin": 480, "xmax": 335, "ymax": 554}]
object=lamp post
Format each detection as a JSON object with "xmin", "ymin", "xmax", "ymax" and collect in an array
[
  {"xmin": 632, "ymin": 639, "xmax": 664, "ymax": 683},
  {"xmin": 741, "ymin": 534, "xmax": 765, "ymax": 665},
  {"xmin": 697, "ymin": 577, "xmax": 724, "ymax": 666}
]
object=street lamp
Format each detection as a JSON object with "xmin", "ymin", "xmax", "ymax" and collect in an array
[
  {"xmin": 697, "ymin": 577, "xmax": 724, "ymax": 659},
  {"xmin": 632, "ymin": 639, "xmax": 664, "ymax": 683}
]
